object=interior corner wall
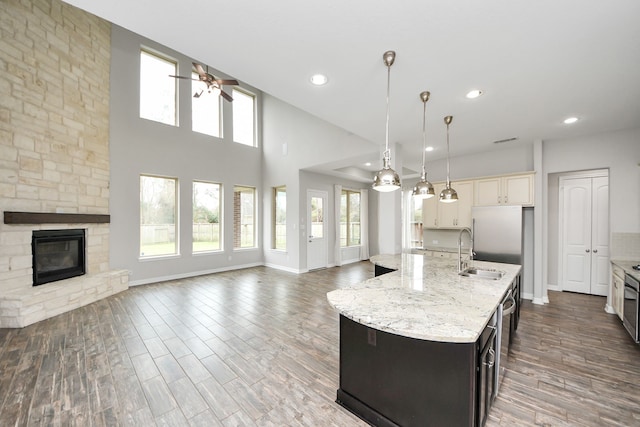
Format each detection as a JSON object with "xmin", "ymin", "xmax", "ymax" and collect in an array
[
  {"xmin": 260, "ymin": 94, "xmax": 378, "ymax": 272},
  {"xmin": 109, "ymin": 26, "xmax": 263, "ymax": 285},
  {"xmin": 543, "ymin": 127, "xmax": 640, "ymax": 288}
]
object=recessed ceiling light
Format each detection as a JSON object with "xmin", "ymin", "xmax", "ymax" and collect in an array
[
  {"xmin": 563, "ymin": 117, "xmax": 579, "ymax": 124},
  {"xmin": 466, "ymin": 89, "xmax": 483, "ymax": 99},
  {"xmin": 310, "ymin": 74, "xmax": 328, "ymax": 86},
  {"xmin": 365, "ymin": 162, "xmax": 372, "ymax": 167},
  {"xmin": 425, "ymin": 146, "xmax": 434, "ymax": 152}
]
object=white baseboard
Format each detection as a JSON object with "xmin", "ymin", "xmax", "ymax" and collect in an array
[
  {"xmin": 128, "ymin": 262, "xmax": 264, "ymax": 286},
  {"xmin": 604, "ymin": 304, "xmax": 616, "ymax": 314},
  {"xmin": 263, "ymin": 263, "xmax": 303, "ymax": 274},
  {"xmin": 522, "ymin": 292, "xmax": 533, "ymax": 301}
]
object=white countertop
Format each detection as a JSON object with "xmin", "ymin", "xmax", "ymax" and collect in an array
[
  {"xmin": 326, "ymin": 254, "xmax": 522, "ymax": 343},
  {"xmin": 611, "ymin": 259, "xmax": 640, "ymax": 282}
]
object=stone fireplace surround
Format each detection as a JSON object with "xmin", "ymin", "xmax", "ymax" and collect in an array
[{"xmin": 0, "ymin": 212, "xmax": 128, "ymax": 328}]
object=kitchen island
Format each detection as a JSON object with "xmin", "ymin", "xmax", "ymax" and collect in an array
[{"xmin": 326, "ymin": 253, "xmax": 521, "ymax": 427}]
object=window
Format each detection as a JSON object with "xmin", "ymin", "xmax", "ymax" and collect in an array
[
  {"xmin": 340, "ymin": 190, "xmax": 361, "ymax": 247},
  {"xmin": 140, "ymin": 50, "xmax": 177, "ymax": 126},
  {"xmin": 193, "ymin": 181, "xmax": 222, "ymax": 252},
  {"xmin": 140, "ymin": 175, "xmax": 178, "ymax": 257},
  {"xmin": 232, "ymin": 89, "xmax": 256, "ymax": 146},
  {"xmin": 234, "ymin": 186, "xmax": 256, "ymax": 248},
  {"xmin": 273, "ymin": 186, "xmax": 286, "ymax": 250},
  {"xmin": 192, "ymin": 72, "xmax": 222, "ymax": 137},
  {"xmin": 410, "ymin": 196, "xmax": 423, "ymax": 248}
]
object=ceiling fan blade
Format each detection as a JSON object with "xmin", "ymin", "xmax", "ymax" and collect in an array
[
  {"xmin": 169, "ymin": 75, "xmax": 194, "ymax": 80},
  {"xmin": 215, "ymin": 79, "xmax": 239, "ymax": 86},
  {"xmin": 220, "ymin": 90, "xmax": 233, "ymax": 102},
  {"xmin": 193, "ymin": 90, "xmax": 203, "ymax": 98},
  {"xmin": 193, "ymin": 62, "xmax": 206, "ymax": 76}
]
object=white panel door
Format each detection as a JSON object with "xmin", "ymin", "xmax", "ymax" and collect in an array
[
  {"xmin": 590, "ymin": 176, "xmax": 609, "ymax": 296},
  {"xmin": 560, "ymin": 174, "xmax": 609, "ymax": 296},
  {"xmin": 562, "ymin": 178, "xmax": 591, "ymax": 293},
  {"xmin": 307, "ymin": 190, "xmax": 328, "ymax": 271}
]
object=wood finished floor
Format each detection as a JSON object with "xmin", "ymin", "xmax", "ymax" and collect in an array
[{"xmin": 0, "ymin": 262, "xmax": 639, "ymax": 426}]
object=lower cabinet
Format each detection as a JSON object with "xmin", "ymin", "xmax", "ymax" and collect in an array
[
  {"xmin": 337, "ymin": 313, "xmax": 500, "ymax": 427},
  {"xmin": 611, "ymin": 263, "xmax": 625, "ymax": 320}
]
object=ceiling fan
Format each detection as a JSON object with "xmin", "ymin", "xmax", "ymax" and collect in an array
[{"xmin": 169, "ymin": 62, "xmax": 239, "ymax": 101}]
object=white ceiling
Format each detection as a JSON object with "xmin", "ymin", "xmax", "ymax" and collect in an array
[{"xmin": 63, "ymin": 0, "xmax": 640, "ymax": 180}]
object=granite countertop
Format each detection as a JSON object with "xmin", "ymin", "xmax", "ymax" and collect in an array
[
  {"xmin": 611, "ymin": 259, "xmax": 640, "ymax": 282},
  {"xmin": 326, "ymin": 253, "xmax": 521, "ymax": 343}
]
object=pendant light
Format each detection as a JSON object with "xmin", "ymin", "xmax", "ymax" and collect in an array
[
  {"xmin": 412, "ymin": 91, "xmax": 435, "ymax": 199},
  {"xmin": 372, "ymin": 51, "xmax": 401, "ymax": 192},
  {"xmin": 439, "ymin": 115, "xmax": 458, "ymax": 203}
]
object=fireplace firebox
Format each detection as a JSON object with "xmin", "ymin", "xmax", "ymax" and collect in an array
[{"xmin": 32, "ymin": 229, "xmax": 86, "ymax": 286}]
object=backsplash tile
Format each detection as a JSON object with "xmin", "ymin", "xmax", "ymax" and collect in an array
[{"xmin": 611, "ymin": 232, "xmax": 640, "ymax": 260}]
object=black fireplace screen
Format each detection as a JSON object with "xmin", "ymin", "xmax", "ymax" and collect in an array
[{"xmin": 32, "ymin": 229, "xmax": 86, "ymax": 286}]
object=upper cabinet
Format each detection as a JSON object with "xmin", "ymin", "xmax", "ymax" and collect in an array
[
  {"xmin": 423, "ymin": 181, "xmax": 474, "ymax": 229},
  {"xmin": 474, "ymin": 173, "xmax": 534, "ymax": 207},
  {"xmin": 422, "ymin": 172, "xmax": 535, "ymax": 230}
]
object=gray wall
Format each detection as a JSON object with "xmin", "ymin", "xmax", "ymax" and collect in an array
[
  {"xmin": 543, "ymin": 128, "xmax": 640, "ymax": 288},
  {"xmin": 109, "ymin": 26, "xmax": 264, "ymax": 284},
  {"xmin": 261, "ymin": 93, "xmax": 378, "ymax": 272}
]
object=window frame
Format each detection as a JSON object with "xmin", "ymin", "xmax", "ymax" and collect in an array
[
  {"xmin": 192, "ymin": 180, "xmax": 223, "ymax": 254},
  {"xmin": 139, "ymin": 48, "xmax": 178, "ymax": 126},
  {"xmin": 232, "ymin": 87, "xmax": 257, "ymax": 147},
  {"xmin": 233, "ymin": 185, "xmax": 257, "ymax": 249},
  {"xmin": 191, "ymin": 71, "xmax": 223, "ymax": 138},
  {"xmin": 340, "ymin": 189, "xmax": 361, "ymax": 248},
  {"xmin": 139, "ymin": 174, "xmax": 179, "ymax": 259},
  {"xmin": 272, "ymin": 186, "xmax": 286, "ymax": 251}
]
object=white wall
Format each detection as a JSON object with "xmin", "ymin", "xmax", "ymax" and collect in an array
[
  {"xmin": 261, "ymin": 94, "xmax": 378, "ymax": 271},
  {"xmin": 109, "ymin": 26, "xmax": 264, "ymax": 284},
  {"xmin": 542, "ymin": 128, "xmax": 640, "ymax": 290}
]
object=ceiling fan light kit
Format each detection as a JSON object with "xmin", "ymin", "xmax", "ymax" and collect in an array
[
  {"xmin": 372, "ymin": 50, "xmax": 401, "ymax": 193},
  {"xmin": 169, "ymin": 62, "xmax": 239, "ymax": 102},
  {"xmin": 412, "ymin": 90, "xmax": 435, "ymax": 199}
]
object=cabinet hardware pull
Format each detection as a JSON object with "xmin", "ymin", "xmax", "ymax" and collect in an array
[
  {"xmin": 593, "ymin": 249, "xmax": 598, "ymax": 253},
  {"xmin": 586, "ymin": 249, "xmax": 590, "ymax": 253}
]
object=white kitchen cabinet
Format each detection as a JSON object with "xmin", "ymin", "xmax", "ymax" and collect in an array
[
  {"xmin": 474, "ymin": 173, "xmax": 534, "ymax": 207},
  {"xmin": 611, "ymin": 263, "xmax": 625, "ymax": 320},
  {"xmin": 423, "ymin": 181, "xmax": 473, "ymax": 229}
]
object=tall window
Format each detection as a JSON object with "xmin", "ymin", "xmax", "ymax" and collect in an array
[
  {"xmin": 273, "ymin": 186, "xmax": 286, "ymax": 250},
  {"xmin": 140, "ymin": 175, "xmax": 178, "ymax": 257},
  {"xmin": 193, "ymin": 181, "xmax": 221, "ymax": 252},
  {"xmin": 340, "ymin": 190, "xmax": 361, "ymax": 247},
  {"xmin": 140, "ymin": 50, "xmax": 177, "ymax": 126},
  {"xmin": 410, "ymin": 196, "xmax": 423, "ymax": 248},
  {"xmin": 232, "ymin": 89, "xmax": 256, "ymax": 146},
  {"xmin": 192, "ymin": 72, "xmax": 222, "ymax": 137},
  {"xmin": 234, "ymin": 186, "xmax": 256, "ymax": 248}
]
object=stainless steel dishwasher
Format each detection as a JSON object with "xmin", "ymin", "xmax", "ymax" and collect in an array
[{"xmin": 495, "ymin": 288, "xmax": 516, "ymax": 397}]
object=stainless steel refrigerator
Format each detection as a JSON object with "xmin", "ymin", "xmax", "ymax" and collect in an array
[
  {"xmin": 472, "ymin": 205, "xmax": 523, "ymax": 266},
  {"xmin": 472, "ymin": 205, "xmax": 524, "ymax": 399}
]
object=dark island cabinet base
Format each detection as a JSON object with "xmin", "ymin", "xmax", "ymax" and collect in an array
[{"xmin": 337, "ymin": 315, "xmax": 478, "ymax": 427}]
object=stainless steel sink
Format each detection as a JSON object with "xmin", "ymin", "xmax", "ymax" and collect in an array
[{"xmin": 459, "ymin": 267, "xmax": 504, "ymax": 280}]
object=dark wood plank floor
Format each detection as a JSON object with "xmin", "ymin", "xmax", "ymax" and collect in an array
[{"xmin": 1, "ymin": 262, "xmax": 639, "ymax": 426}]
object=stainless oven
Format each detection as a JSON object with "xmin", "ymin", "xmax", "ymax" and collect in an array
[{"xmin": 623, "ymin": 273, "xmax": 639, "ymax": 343}]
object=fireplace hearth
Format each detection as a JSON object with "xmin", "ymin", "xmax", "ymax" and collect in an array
[{"xmin": 32, "ymin": 229, "xmax": 86, "ymax": 286}]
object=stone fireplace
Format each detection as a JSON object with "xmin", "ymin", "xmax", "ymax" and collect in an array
[{"xmin": 0, "ymin": 0, "xmax": 128, "ymax": 328}]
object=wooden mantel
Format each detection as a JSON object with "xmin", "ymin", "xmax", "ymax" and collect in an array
[{"xmin": 3, "ymin": 211, "xmax": 110, "ymax": 224}]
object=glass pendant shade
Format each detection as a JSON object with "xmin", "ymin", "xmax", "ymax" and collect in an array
[
  {"xmin": 412, "ymin": 90, "xmax": 434, "ymax": 199},
  {"xmin": 373, "ymin": 51, "xmax": 401, "ymax": 192}
]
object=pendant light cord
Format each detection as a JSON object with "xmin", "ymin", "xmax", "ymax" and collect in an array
[
  {"xmin": 446, "ymin": 121, "xmax": 451, "ymax": 187},
  {"xmin": 421, "ymin": 99, "xmax": 427, "ymax": 178},
  {"xmin": 384, "ymin": 60, "xmax": 391, "ymax": 161}
]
